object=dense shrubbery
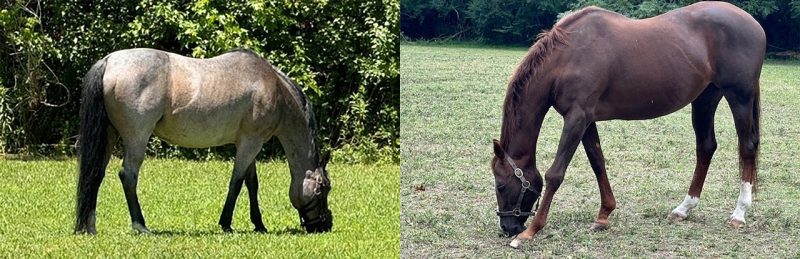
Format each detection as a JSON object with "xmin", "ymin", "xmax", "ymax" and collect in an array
[
  {"xmin": 0, "ymin": 0, "xmax": 399, "ymax": 164},
  {"xmin": 401, "ymin": 0, "xmax": 800, "ymax": 50}
]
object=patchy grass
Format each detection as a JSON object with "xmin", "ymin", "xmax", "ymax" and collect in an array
[
  {"xmin": 0, "ymin": 158, "xmax": 399, "ymax": 257},
  {"xmin": 400, "ymin": 43, "xmax": 800, "ymax": 257}
]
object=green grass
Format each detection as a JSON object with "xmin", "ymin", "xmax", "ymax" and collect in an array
[
  {"xmin": 400, "ymin": 42, "xmax": 800, "ymax": 257},
  {"xmin": 0, "ymin": 158, "xmax": 399, "ymax": 257}
]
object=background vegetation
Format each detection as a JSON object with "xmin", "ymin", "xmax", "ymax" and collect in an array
[
  {"xmin": 0, "ymin": 0, "xmax": 399, "ymax": 163},
  {"xmin": 401, "ymin": 0, "xmax": 800, "ymax": 50},
  {"xmin": 400, "ymin": 43, "xmax": 800, "ymax": 257}
]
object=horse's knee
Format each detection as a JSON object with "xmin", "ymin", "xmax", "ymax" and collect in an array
[
  {"xmin": 118, "ymin": 170, "xmax": 137, "ymax": 185},
  {"xmin": 544, "ymin": 170, "xmax": 565, "ymax": 188},
  {"xmin": 698, "ymin": 138, "xmax": 717, "ymax": 155}
]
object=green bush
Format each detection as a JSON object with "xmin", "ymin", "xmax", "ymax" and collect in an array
[{"xmin": 0, "ymin": 0, "xmax": 399, "ymax": 164}]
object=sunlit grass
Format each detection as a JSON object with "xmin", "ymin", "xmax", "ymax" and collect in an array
[{"xmin": 0, "ymin": 158, "xmax": 399, "ymax": 257}]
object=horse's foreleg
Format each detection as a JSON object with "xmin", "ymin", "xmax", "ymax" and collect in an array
[
  {"xmin": 119, "ymin": 138, "xmax": 149, "ymax": 234},
  {"xmin": 726, "ymin": 92, "xmax": 759, "ymax": 228},
  {"xmin": 582, "ymin": 122, "xmax": 616, "ymax": 231},
  {"xmin": 219, "ymin": 138, "xmax": 263, "ymax": 232},
  {"xmin": 669, "ymin": 87, "xmax": 722, "ymax": 222},
  {"xmin": 244, "ymin": 161, "xmax": 267, "ymax": 232},
  {"xmin": 511, "ymin": 111, "xmax": 589, "ymax": 248}
]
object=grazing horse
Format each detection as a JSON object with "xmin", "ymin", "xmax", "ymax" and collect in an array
[
  {"xmin": 490, "ymin": 2, "xmax": 764, "ymax": 248},
  {"xmin": 75, "ymin": 48, "xmax": 332, "ymax": 234}
]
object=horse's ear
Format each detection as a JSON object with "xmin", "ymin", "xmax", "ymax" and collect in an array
[{"xmin": 492, "ymin": 139, "xmax": 504, "ymax": 159}]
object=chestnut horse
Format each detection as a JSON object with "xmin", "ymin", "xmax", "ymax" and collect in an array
[{"xmin": 490, "ymin": 2, "xmax": 764, "ymax": 248}]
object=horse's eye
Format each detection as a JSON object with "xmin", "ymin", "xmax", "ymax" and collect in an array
[{"xmin": 496, "ymin": 183, "xmax": 507, "ymax": 191}]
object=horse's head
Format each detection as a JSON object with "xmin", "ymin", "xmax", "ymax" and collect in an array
[
  {"xmin": 491, "ymin": 139, "xmax": 543, "ymax": 237},
  {"xmin": 297, "ymin": 166, "xmax": 332, "ymax": 233}
]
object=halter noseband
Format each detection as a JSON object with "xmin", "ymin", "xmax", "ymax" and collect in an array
[
  {"xmin": 496, "ymin": 152, "xmax": 540, "ymax": 217},
  {"xmin": 298, "ymin": 177, "xmax": 331, "ymax": 228}
]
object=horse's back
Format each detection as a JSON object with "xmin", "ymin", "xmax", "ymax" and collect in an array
[
  {"xmin": 101, "ymin": 49, "xmax": 287, "ymax": 148},
  {"xmin": 157, "ymin": 51, "xmax": 285, "ymax": 147},
  {"xmin": 550, "ymin": 3, "xmax": 764, "ymax": 120}
]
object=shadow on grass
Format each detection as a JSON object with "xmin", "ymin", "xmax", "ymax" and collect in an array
[
  {"xmin": 147, "ymin": 227, "xmax": 307, "ymax": 237},
  {"xmin": 1, "ymin": 153, "xmax": 73, "ymax": 161}
]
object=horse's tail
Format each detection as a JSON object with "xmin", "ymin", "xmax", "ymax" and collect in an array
[
  {"xmin": 75, "ymin": 57, "xmax": 110, "ymax": 234},
  {"xmin": 751, "ymin": 81, "xmax": 761, "ymax": 193}
]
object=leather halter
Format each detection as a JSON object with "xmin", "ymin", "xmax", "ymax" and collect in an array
[
  {"xmin": 496, "ymin": 153, "xmax": 540, "ymax": 217},
  {"xmin": 298, "ymin": 178, "xmax": 331, "ymax": 228}
]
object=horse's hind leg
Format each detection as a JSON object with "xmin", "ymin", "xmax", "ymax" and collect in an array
[
  {"xmin": 669, "ymin": 86, "xmax": 723, "ymax": 222},
  {"xmin": 244, "ymin": 161, "xmax": 267, "ymax": 232},
  {"xmin": 218, "ymin": 137, "xmax": 263, "ymax": 232},
  {"xmin": 723, "ymin": 86, "xmax": 759, "ymax": 228},
  {"xmin": 119, "ymin": 135, "xmax": 150, "ymax": 234},
  {"xmin": 582, "ymin": 123, "xmax": 616, "ymax": 231}
]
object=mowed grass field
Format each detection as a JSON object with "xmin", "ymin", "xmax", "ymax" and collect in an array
[
  {"xmin": 0, "ymin": 158, "xmax": 399, "ymax": 257},
  {"xmin": 401, "ymin": 43, "xmax": 800, "ymax": 257}
]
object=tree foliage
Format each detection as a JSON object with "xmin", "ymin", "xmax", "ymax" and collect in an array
[
  {"xmin": 0, "ymin": 0, "xmax": 399, "ymax": 163},
  {"xmin": 402, "ymin": 0, "xmax": 800, "ymax": 50}
]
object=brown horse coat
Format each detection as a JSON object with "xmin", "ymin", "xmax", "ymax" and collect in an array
[{"xmin": 491, "ymin": 2, "xmax": 764, "ymax": 247}]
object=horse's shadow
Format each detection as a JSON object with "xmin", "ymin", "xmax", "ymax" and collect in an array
[{"xmin": 148, "ymin": 227, "xmax": 306, "ymax": 237}]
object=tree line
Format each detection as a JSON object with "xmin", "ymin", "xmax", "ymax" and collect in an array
[
  {"xmin": 0, "ymin": 0, "xmax": 399, "ymax": 163},
  {"xmin": 401, "ymin": 0, "xmax": 800, "ymax": 51}
]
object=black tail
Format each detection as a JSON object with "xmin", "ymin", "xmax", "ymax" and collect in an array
[{"xmin": 75, "ymin": 57, "xmax": 110, "ymax": 234}]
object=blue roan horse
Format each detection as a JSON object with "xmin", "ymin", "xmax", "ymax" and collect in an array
[{"xmin": 75, "ymin": 48, "xmax": 332, "ymax": 234}]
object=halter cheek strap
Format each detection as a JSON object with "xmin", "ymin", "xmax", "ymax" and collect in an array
[
  {"xmin": 496, "ymin": 153, "xmax": 541, "ymax": 217},
  {"xmin": 298, "ymin": 178, "xmax": 331, "ymax": 227}
]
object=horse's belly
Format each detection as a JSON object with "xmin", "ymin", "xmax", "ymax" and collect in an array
[
  {"xmin": 600, "ymin": 99, "xmax": 688, "ymax": 120},
  {"xmin": 595, "ymin": 86, "xmax": 700, "ymax": 121},
  {"xmin": 152, "ymin": 113, "xmax": 241, "ymax": 148}
]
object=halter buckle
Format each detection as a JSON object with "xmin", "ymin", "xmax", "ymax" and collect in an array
[{"xmin": 513, "ymin": 168, "xmax": 523, "ymax": 177}]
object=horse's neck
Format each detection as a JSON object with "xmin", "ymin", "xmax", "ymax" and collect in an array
[
  {"xmin": 501, "ymin": 83, "xmax": 550, "ymax": 168},
  {"xmin": 277, "ymin": 108, "xmax": 319, "ymax": 205}
]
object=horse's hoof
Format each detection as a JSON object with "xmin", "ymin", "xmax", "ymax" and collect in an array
[
  {"xmin": 667, "ymin": 212, "xmax": 686, "ymax": 223},
  {"xmin": 75, "ymin": 226, "xmax": 97, "ymax": 235},
  {"xmin": 221, "ymin": 226, "xmax": 234, "ymax": 233},
  {"xmin": 509, "ymin": 234, "xmax": 532, "ymax": 249},
  {"xmin": 728, "ymin": 219, "xmax": 745, "ymax": 229},
  {"xmin": 590, "ymin": 222, "xmax": 609, "ymax": 231},
  {"xmin": 132, "ymin": 223, "xmax": 150, "ymax": 234}
]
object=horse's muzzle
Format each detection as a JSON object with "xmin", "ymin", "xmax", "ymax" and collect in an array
[
  {"xmin": 302, "ymin": 209, "xmax": 333, "ymax": 233},
  {"xmin": 499, "ymin": 216, "xmax": 527, "ymax": 237}
]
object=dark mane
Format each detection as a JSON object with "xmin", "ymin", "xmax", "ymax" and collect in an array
[
  {"xmin": 500, "ymin": 7, "xmax": 607, "ymax": 148},
  {"xmin": 226, "ymin": 47, "xmax": 260, "ymax": 56},
  {"xmin": 271, "ymin": 64, "xmax": 320, "ymax": 162},
  {"xmin": 228, "ymin": 47, "xmax": 319, "ymax": 163}
]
